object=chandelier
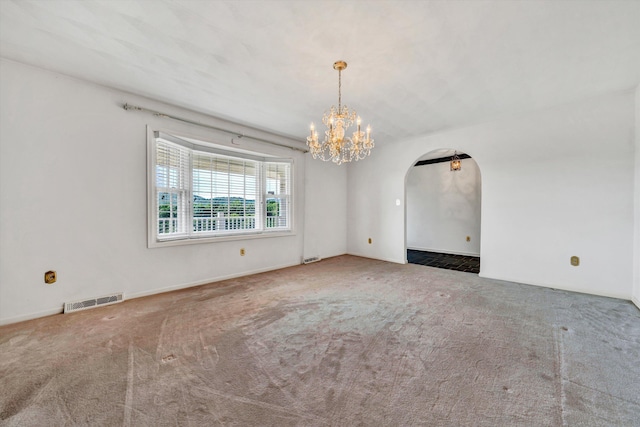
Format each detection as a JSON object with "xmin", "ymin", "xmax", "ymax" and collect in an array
[
  {"xmin": 450, "ymin": 151, "xmax": 461, "ymax": 171},
  {"xmin": 307, "ymin": 61, "xmax": 374, "ymax": 165}
]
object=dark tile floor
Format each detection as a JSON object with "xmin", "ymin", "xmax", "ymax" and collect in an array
[{"xmin": 407, "ymin": 249, "xmax": 480, "ymax": 274}]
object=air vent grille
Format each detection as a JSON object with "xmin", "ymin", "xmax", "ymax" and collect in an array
[
  {"xmin": 64, "ymin": 292, "xmax": 124, "ymax": 314},
  {"xmin": 303, "ymin": 256, "xmax": 321, "ymax": 264}
]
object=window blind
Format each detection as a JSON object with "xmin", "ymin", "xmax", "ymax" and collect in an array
[
  {"xmin": 265, "ymin": 162, "xmax": 291, "ymax": 230},
  {"xmin": 192, "ymin": 153, "xmax": 259, "ymax": 233},
  {"xmin": 156, "ymin": 140, "xmax": 190, "ymax": 236}
]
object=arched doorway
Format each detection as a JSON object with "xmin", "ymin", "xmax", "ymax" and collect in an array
[{"xmin": 405, "ymin": 149, "xmax": 482, "ymax": 273}]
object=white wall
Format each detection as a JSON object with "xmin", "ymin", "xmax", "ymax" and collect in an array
[
  {"xmin": 303, "ymin": 158, "xmax": 347, "ymax": 260},
  {"xmin": 348, "ymin": 90, "xmax": 636, "ymax": 300},
  {"xmin": 0, "ymin": 59, "xmax": 347, "ymax": 324},
  {"xmin": 634, "ymin": 84, "xmax": 640, "ymax": 309},
  {"xmin": 406, "ymin": 157, "xmax": 481, "ymax": 256}
]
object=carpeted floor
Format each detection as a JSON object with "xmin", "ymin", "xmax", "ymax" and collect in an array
[{"xmin": 1, "ymin": 255, "xmax": 639, "ymax": 426}]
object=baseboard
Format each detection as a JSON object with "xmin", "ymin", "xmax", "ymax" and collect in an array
[
  {"xmin": 5, "ymin": 261, "xmax": 633, "ymax": 326},
  {"xmin": 347, "ymin": 251, "xmax": 406, "ymax": 265},
  {"xmin": 478, "ymin": 272, "xmax": 630, "ymax": 301},
  {"xmin": 303, "ymin": 250, "xmax": 347, "ymax": 264},
  {"xmin": 407, "ymin": 246, "xmax": 480, "ymax": 257},
  {"xmin": 0, "ymin": 307, "xmax": 64, "ymax": 326},
  {"xmin": 127, "ymin": 261, "xmax": 302, "ymax": 301},
  {"xmin": 0, "ymin": 261, "xmax": 301, "ymax": 326}
]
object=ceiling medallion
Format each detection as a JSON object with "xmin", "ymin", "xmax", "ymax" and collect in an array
[{"xmin": 307, "ymin": 61, "xmax": 374, "ymax": 165}]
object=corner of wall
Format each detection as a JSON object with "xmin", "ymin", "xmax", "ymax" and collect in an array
[{"xmin": 634, "ymin": 83, "xmax": 640, "ymax": 308}]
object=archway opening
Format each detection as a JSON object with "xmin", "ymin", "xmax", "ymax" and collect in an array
[{"xmin": 405, "ymin": 149, "xmax": 482, "ymax": 273}]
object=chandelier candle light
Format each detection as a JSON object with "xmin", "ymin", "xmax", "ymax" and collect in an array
[{"xmin": 307, "ymin": 61, "xmax": 374, "ymax": 165}]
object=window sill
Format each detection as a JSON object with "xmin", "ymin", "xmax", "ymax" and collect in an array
[{"xmin": 148, "ymin": 230, "xmax": 296, "ymax": 248}]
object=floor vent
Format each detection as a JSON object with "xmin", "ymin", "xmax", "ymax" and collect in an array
[
  {"xmin": 303, "ymin": 256, "xmax": 321, "ymax": 264},
  {"xmin": 64, "ymin": 292, "xmax": 124, "ymax": 314}
]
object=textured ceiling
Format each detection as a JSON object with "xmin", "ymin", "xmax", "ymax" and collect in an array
[{"xmin": 1, "ymin": 0, "xmax": 640, "ymax": 145}]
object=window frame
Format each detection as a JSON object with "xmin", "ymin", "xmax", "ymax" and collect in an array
[{"xmin": 147, "ymin": 128, "xmax": 294, "ymax": 248}]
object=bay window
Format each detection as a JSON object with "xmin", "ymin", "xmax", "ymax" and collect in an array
[{"xmin": 149, "ymin": 131, "xmax": 292, "ymax": 247}]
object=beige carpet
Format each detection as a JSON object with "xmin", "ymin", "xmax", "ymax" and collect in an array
[{"xmin": 1, "ymin": 255, "xmax": 639, "ymax": 426}]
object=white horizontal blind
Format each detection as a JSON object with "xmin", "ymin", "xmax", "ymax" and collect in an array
[
  {"xmin": 156, "ymin": 140, "xmax": 190, "ymax": 237},
  {"xmin": 264, "ymin": 162, "xmax": 291, "ymax": 230},
  {"xmin": 192, "ymin": 153, "xmax": 259, "ymax": 234}
]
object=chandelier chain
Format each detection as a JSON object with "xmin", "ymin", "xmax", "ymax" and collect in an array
[{"xmin": 338, "ymin": 68, "xmax": 342, "ymax": 112}]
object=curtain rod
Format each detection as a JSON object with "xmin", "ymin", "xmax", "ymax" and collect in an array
[{"xmin": 123, "ymin": 103, "xmax": 308, "ymax": 153}]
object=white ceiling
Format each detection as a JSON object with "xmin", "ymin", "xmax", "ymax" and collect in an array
[{"xmin": 1, "ymin": 0, "xmax": 639, "ymax": 145}]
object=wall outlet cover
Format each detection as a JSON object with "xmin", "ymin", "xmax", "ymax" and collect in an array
[{"xmin": 44, "ymin": 271, "xmax": 57, "ymax": 284}]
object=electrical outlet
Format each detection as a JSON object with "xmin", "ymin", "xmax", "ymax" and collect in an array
[
  {"xmin": 44, "ymin": 270, "xmax": 57, "ymax": 284},
  {"xmin": 368, "ymin": 238, "xmax": 372, "ymax": 244},
  {"xmin": 466, "ymin": 236, "xmax": 471, "ymax": 242},
  {"xmin": 570, "ymin": 256, "xmax": 579, "ymax": 266},
  {"xmin": 240, "ymin": 248, "xmax": 245, "ymax": 256}
]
